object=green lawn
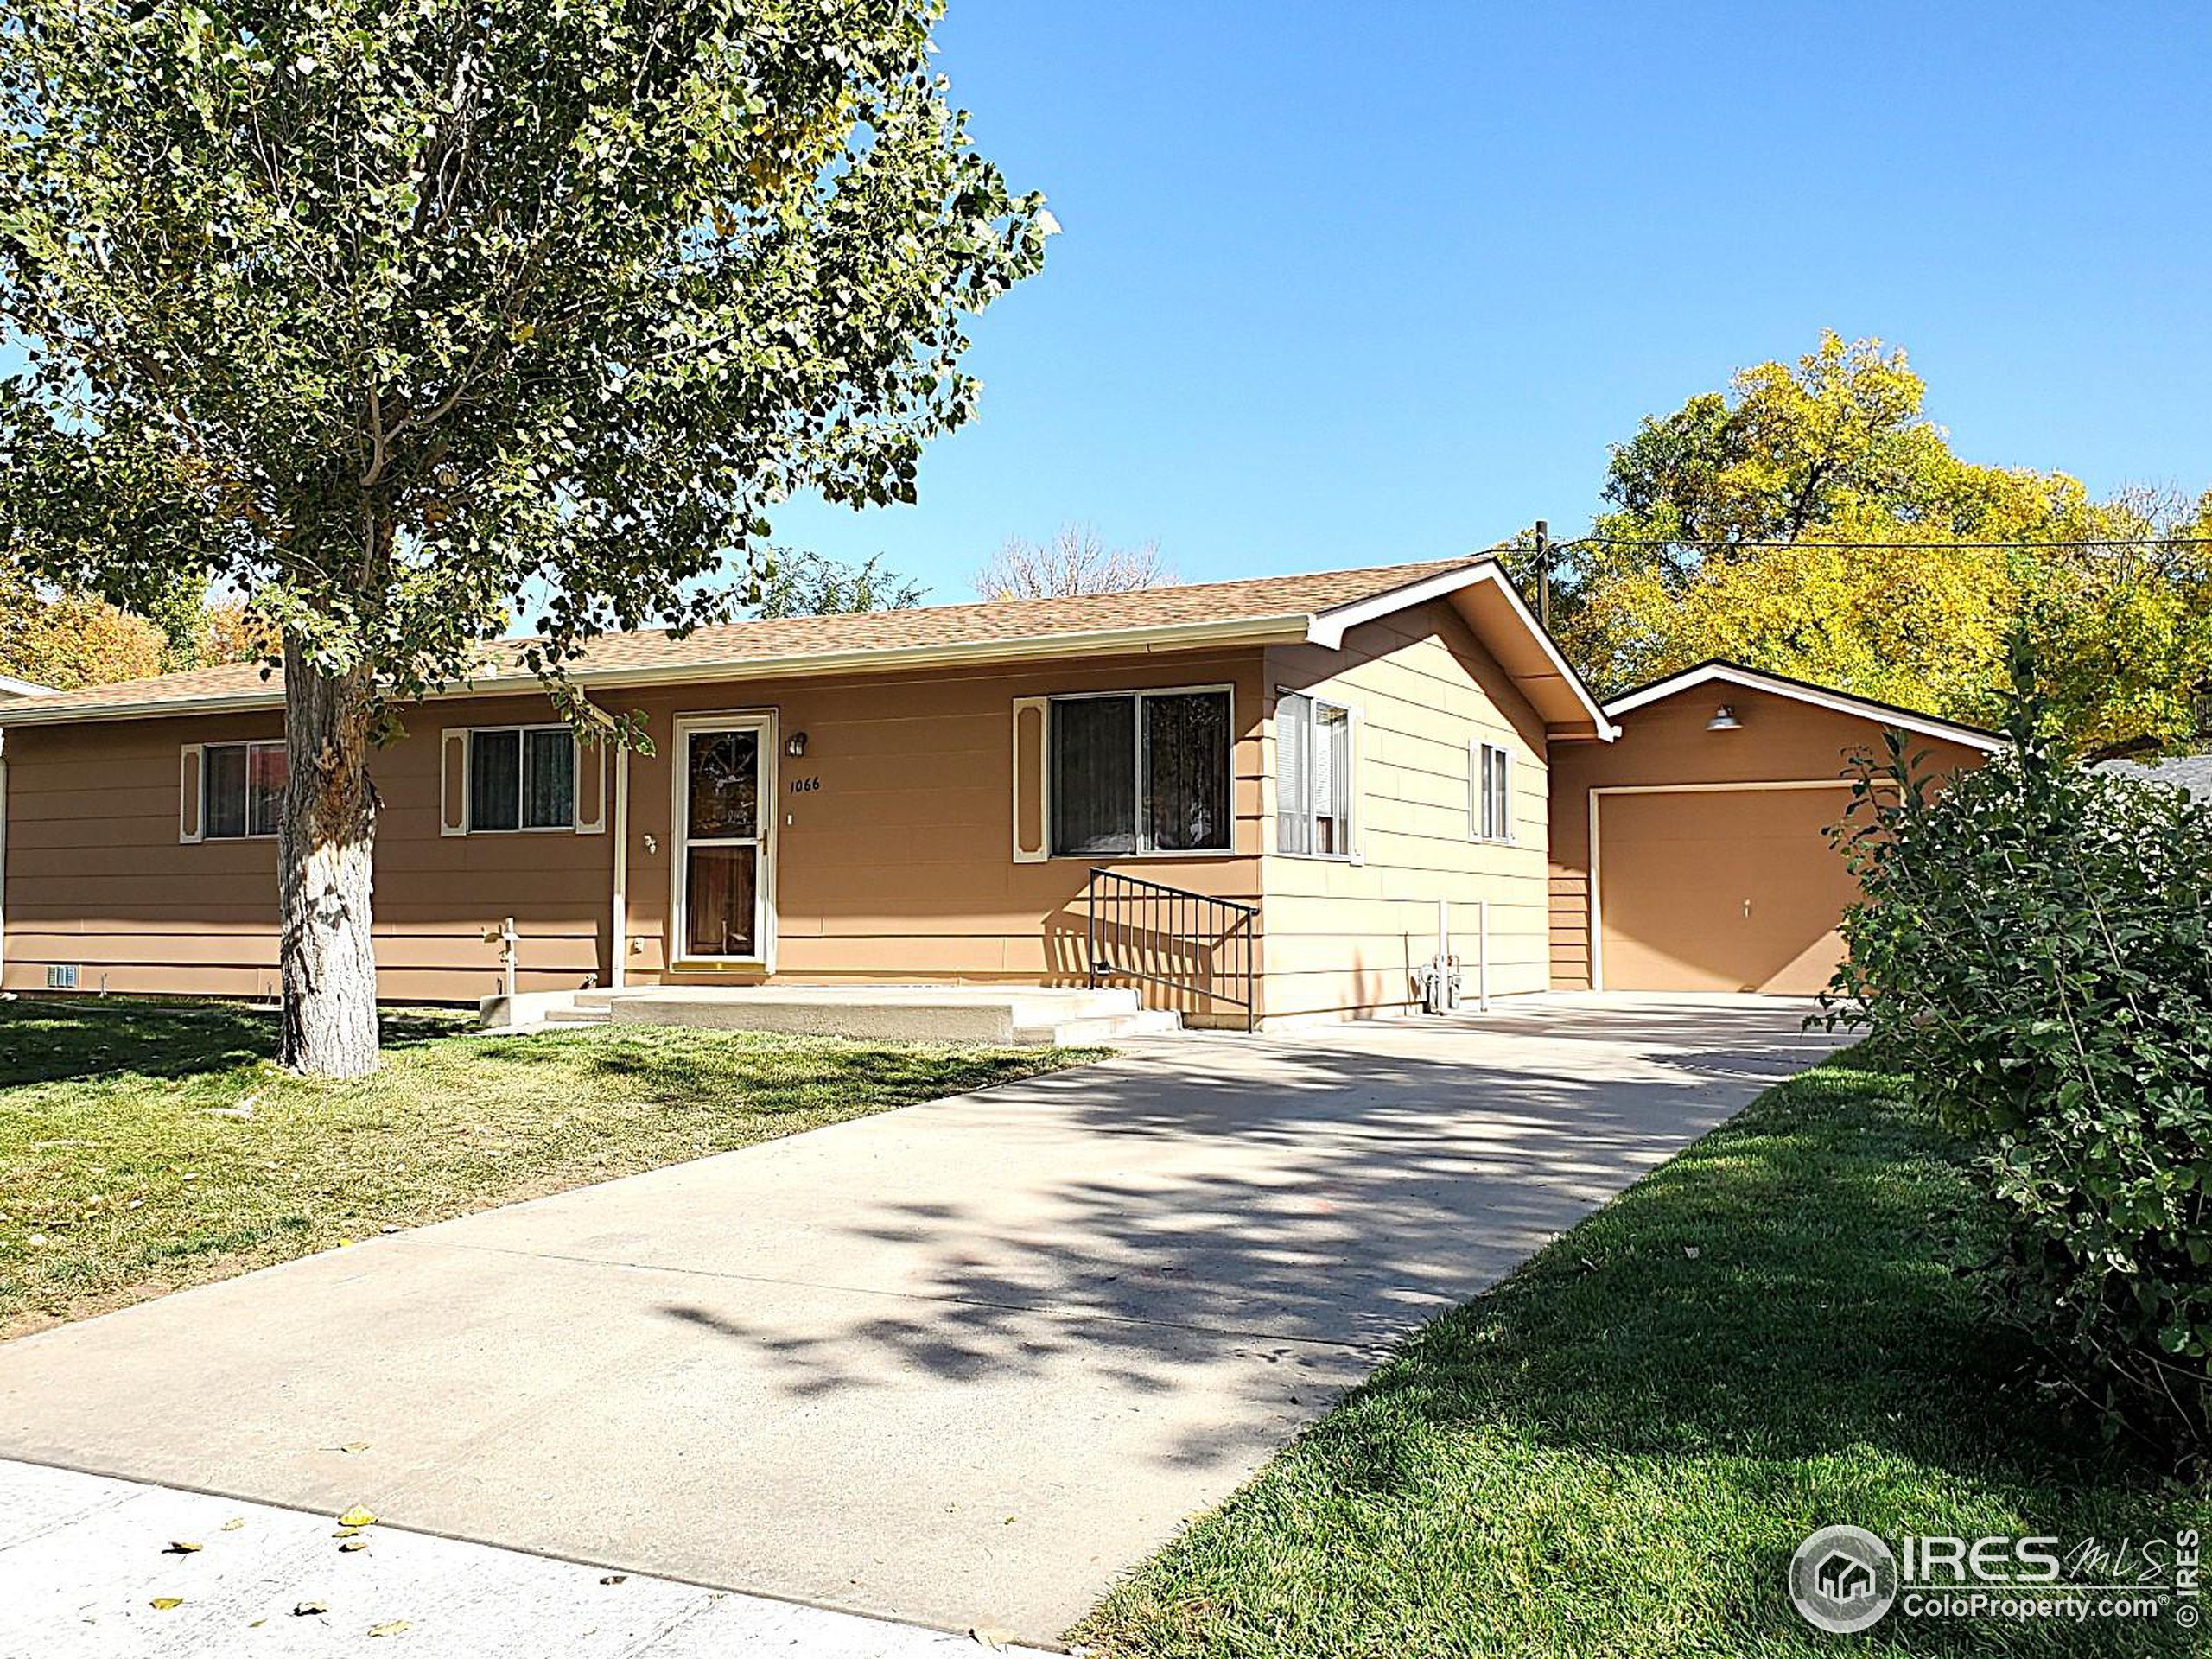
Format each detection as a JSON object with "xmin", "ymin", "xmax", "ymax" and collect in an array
[
  {"xmin": 0, "ymin": 998, "xmax": 1098, "ymax": 1339},
  {"xmin": 1075, "ymin": 1052, "xmax": 2206, "ymax": 1659}
]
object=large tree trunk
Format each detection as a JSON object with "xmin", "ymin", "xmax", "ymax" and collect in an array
[{"xmin": 278, "ymin": 644, "xmax": 381, "ymax": 1077}]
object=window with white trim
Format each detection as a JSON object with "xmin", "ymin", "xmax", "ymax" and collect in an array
[
  {"xmin": 1277, "ymin": 691, "xmax": 1354, "ymax": 857},
  {"xmin": 204, "ymin": 741, "xmax": 287, "ymax": 840},
  {"xmin": 466, "ymin": 726, "xmax": 575, "ymax": 831},
  {"xmin": 1048, "ymin": 688, "xmax": 1232, "ymax": 856},
  {"xmin": 1474, "ymin": 741, "xmax": 1513, "ymax": 842}
]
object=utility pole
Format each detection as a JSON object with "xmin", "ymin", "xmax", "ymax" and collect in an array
[{"xmin": 1534, "ymin": 518, "xmax": 1551, "ymax": 630}]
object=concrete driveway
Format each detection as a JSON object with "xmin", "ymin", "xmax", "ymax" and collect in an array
[{"xmin": 0, "ymin": 994, "xmax": 1836, "ymax": 1644}]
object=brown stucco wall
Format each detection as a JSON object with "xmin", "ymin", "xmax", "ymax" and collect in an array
[
  {"xmin": 1259, "ymin": 601, "xmax": 1553, "ymax": 1023},
  {"xmin": 1547, "ymin": 682, "xmax": 1993, "ymax": 993}
]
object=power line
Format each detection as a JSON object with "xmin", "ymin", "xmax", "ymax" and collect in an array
[{"xmin": 1556, "ymin": 534, "xmax": 2212, "ymax": 551}]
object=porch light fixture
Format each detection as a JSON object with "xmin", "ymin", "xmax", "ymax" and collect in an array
[
  {"xmin": 785, "ymin": 731, "xmax": 808, "ymax": 757},
  {"xmin": 1707, "ymin": 704, "xmax": 1741, "ymax": 732}
]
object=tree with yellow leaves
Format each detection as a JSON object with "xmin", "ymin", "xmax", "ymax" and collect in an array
[{"xmin": 1525, "ymin": 333, "xmax": 2212, "ymax": 756}]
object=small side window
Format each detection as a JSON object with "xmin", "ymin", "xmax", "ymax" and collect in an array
[{"xmin": 1475, "ymin": 741, "xmax": 1512, "ymax": 842}]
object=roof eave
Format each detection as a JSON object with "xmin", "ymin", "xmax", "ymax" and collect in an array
[
  {"xmin": 0, "ymin": 613, "xmax": 1318, "ymax": 729},
  {"xmin": 1602, "ymin": 662, "xmax": 2009, "ymax": 753}
]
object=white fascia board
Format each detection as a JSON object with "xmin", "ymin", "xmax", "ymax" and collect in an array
[
  {"xmin": 1306, "ymin": 558, "xmax": 1618, "ymax": 739},
  {"xmin": 1603, "ymin": 663, "xmax": 2008, "ymax": 753}
]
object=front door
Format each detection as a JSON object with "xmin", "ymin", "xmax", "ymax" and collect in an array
[{"xmin": 674, "ymin": 715, "xmax": 774, "ymax": 966}]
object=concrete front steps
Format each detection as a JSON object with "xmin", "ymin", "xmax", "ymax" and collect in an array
[{"xmin": 484, "ymin": 983, "xmax": 1179, "ymax": 1046}]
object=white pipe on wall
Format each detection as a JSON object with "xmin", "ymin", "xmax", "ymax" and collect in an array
[{"xmin": 610, "ymin": 743, "xmax": 631, "ymax": 989}]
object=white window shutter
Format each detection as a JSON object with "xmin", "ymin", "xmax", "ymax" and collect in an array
[
  {"xmin": 1011, "ymin": 696, "xmax": 1048, "ymax": 862},
  {"xmin": 178, "ymin": 745, "xmax": 204, "ymax": 843},
  {"xmin": 440, "ymin": 730, "xmax": 468, "ymax": 836},
  {"xmin": 1468, "ymin": 738, "xmax": 1481, "ymax": 841},
  {"xmin": 574, "ymin": 737, "xmax": 607, "ymax": 834}
]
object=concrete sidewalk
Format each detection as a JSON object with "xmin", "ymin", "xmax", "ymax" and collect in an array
[
  {"xmin": 0, "ymin": 995, "xmax": 1836, "ymax": 1646},
  {"xmin": 0, "ymin": 1459, "xmax": 1046, "ymax": 1657}
]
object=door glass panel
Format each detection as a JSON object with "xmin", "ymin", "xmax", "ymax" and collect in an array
[
  {"xmin": 685, "ymin": 845, "xmax": 757, "ymax": 958},
  {"xmin": 688, "ymin": 731, "xmax": 760, "ymax": 839}
]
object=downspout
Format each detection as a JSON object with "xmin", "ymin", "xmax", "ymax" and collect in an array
[{"xmin": 609, "ymin": 743, "xmax": 629, "ymax": 988}]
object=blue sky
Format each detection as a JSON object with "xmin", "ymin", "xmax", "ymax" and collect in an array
[{"xmin": 770, "ymin": 1, "xmax": 2212, "ymax": 601}]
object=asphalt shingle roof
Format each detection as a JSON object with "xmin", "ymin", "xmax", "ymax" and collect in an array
[{"xmin": 0, "ymin": 556, "xmax": 1483, "ymax": 721}]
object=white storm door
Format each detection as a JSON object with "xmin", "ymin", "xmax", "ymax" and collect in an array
[{"xmin": 674, "ymin": 716, "xmax": 774, "ymax": 964}]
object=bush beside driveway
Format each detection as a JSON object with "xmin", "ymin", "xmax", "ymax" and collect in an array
[
  {"xmin": 0, "ymin": 998, "xmax": 1099, "ymax": 1339},
  {"xmin": 1074, "ymin": 1052, "xmax": 2197, "ymax": 1659}
]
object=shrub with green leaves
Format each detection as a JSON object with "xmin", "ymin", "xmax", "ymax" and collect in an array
[{"xmin": 1824, "ymin": 653, "xmax": 2212, "ymax": 1466}]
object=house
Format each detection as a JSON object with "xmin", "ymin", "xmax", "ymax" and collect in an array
[
  {"xmin": 0, "ymin": 559, "xmax": 1997, "ymax": 1025},
  {"xmin": 1548, "ymin": 661, "xmax": 2005, "ymax": 995}
]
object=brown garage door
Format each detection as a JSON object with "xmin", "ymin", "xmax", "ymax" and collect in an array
[{"xmin": 1596, "ymin": 785, "xmax": 1860, "ymax": 994}]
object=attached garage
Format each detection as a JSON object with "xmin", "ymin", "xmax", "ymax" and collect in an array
[{"xmin": 1548, "ymin": 662, "xmax": 2004, "ymax": 995}]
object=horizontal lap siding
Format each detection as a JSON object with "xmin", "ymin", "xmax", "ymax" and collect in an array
[
  {"xmin": 1546, "ymin": 684, "xmax": 1993, "ymax": 991},
  {"xmin": 1260, "ymin": 602, "xmax": 1552, "ymax": 1023},
  {"xmin": 614, "ymin": 653, "xmax": 1265, "ymax": 1015},
  {"xmin": 2, "ymin": 696, "xmax": 611, "ymax": 1002}
]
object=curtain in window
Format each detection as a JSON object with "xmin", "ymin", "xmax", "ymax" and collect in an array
[
  {"xmin": 523, "ymin": 729, "xmax": 575, "ymax": 829},
  {"xmin": 469, "ymin": 730, "xmax": 522, "ymax": 831},
  {"xmin": 1277, "ymin": 693, "xmax": 1312, "ymax": 855},
  {"xmin": 246, "ymin": 744, "xmax": 288, "ymax": 838},
  {"xmin": 1143, "ymin": 691, "xmax": 1230, "ymax": 852},
  {"xmin": 204, "ymin": 744, "xmax": 248, "ymax": 840},
  {"xmin": 1051, "ymin": 696, "xmax": 1136, "ymax": 855}
]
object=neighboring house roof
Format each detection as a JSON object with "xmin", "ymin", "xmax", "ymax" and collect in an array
[
  {"xmin": 1602, "ymin": 659, "xmax": 2009, "ymax": 753},
  {"xmin": 0, "ymin": 672, "xmax": 56, "ymax": 697},
  {"xmin": 0, "ymin": 556, "xmax": 1615, "ymax": 738},
  {"xmin": 2094, "ymin": 753, "xmax": 2212, "ymax": 801}
]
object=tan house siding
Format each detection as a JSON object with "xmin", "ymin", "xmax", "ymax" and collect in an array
[
  {"xmin": 1, "ymin": 694, "xmax": 613, "ymax": 1002},
  {"xmin": 1547, "ymin": 683, "xmax": 1992, "ymax": 991},
  {"xmin": 1, "ymin": 654, "xmax": 1268, "ymax": 1011},
  {"xmin": 611, "ymin": 652, "xmax": 1266, "ymax": 1012},
  {"xmin": 1260, "ymin": 602, "xmax": 1552, "ymax": 1023}
]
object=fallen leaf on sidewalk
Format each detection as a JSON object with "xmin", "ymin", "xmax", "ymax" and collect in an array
[
  {"xmin": 337, "ymin": 1508, "xmax": 376, "ymax": 1528},
  {"xmin": 293, "ymin": 1601, "xmax": 327, "ymax": 1617},
  {"xmin": 339, "ymin": 1539, "xmax": 368, "ymax": 1553},
  {"xmin": 329, "ymin": 1442, "xmax": 372, "ymax": 1455},
  {"xmin": 149, "ymin": 1598, "xmax": 183, "ymax": 1611},
  {"xmin": 598, "ymin": 1575, "xmax": 627, "ymax": 1586},
  {"xmin": 221, "ymin": 1518, "xmax": 245, "ymax": 1532},
  {"xmin": 969, "ymin": 1628, "xmax": 1012, "ymax": 1651},
  {"xmin": 368, "ymin": 1621, "xmax": 410, "ymax": 1637},
  {"xmin": 164, "ymin": 1541, "xmax": 203, "ymax": 1554}
]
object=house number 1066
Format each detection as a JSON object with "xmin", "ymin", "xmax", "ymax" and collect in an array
[{"xmin": 790, "ymin": 776, "xmax": 821, "ymax": 793}]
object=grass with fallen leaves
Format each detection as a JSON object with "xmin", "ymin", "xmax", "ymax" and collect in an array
[
  {"xmin": 1073, "ymin": 1051, "xmax": 2202, "ymax": 1659},
  {"xmin": 0, "ymin": 998, "xmax": 1100, "ymax": 1338}
]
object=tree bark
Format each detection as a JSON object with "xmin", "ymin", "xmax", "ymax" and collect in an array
[{"xmin": 278, "ymin": 642, "xmax": 381, "ymax": 1077}]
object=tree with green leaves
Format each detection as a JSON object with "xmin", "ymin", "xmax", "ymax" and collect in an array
[
  {"xmin": 0, "ymin": 0, "xmax": 1049, "ymax": 1074},
  {"xmin": 1517, "ymin": 333, "xmax": 2212, "ymax": 755},
  {"xmin": 752, "ymin": 549, "xmax": 927, "ymax": 618}
]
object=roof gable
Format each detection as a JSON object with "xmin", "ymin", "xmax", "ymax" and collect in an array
[{"xmin": 1602, "ymin": 660, "xmax": 2006, "ymax": 753}]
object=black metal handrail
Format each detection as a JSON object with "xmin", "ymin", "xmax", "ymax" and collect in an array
[{"xmin": 1086, "ymin": 867, "xmax": 1258, "ymax": 1033}]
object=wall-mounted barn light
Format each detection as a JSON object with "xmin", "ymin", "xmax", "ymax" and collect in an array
[{"xmin": 1707, "ymin": 704, "xmax": 1742, "ymax": 731}]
